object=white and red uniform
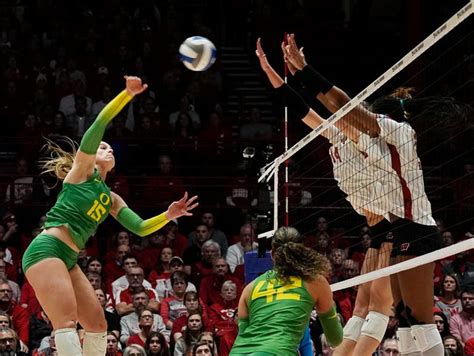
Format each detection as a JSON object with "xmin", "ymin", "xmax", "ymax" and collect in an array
[
  {"xmin": 359, "ymin": 115, "xmax": 436, "ymax": 226},
  {"xmin": 324, "ymin": 125, "xmax": 389, "ymax": 218}
]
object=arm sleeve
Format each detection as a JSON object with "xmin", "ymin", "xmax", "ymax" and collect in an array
[
  {"xmin": 79, "ymin": 90, "xmax": 133, "ymax": 154},
  {"xmin": 318, "ymin": 305, "xmax": 343, "ymax": 348},
  {"xmin": 116, "ymin": 207, "xmax": 169, "ymax": 237}
]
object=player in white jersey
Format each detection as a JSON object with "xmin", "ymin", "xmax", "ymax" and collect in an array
[
  {"xmin": 257, "ymin": 37, "xmax": 395, "ymax": 356},
  {"xmin": 283, "ymin": 33, "xmax": 470, "ymax": 356}
]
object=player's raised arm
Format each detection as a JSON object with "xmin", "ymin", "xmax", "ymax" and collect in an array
[
  {"xmin": 65, "ymin": 76, "xmax": 148, "ymax": 184},
  {"xmin": 284, "ymin": 34, "xmax": 379, "ymax": 137}
]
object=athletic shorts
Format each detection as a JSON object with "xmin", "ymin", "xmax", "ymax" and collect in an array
[
  {"xmin": 390, "ymin": 218, "xmax": 441, "ymax": 257},
  {"xmin": 231, "ymin": 353, "xmax": 279, "ymax": 356},
  {"xmin": 369, "ymin": 219, "xmax": 394, "ymax": 249},
  {"xmin": 22, "ymin": 233, "xmax": 78, "ymax": 273}
]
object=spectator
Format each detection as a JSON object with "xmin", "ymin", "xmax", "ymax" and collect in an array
[
  {"xmin": 86, "ymin": 272, "xmax": 114, "ymax": 312},
  {"xmin": 154, "ymin": 221, "xmax": 188, "ymax": 263},
  {"xmin": 148, "ymin": 247, "xmax": 173, "ymax": 288},
  {"xmin": 379, "ymin": 337, "xmax": 399, "ymax": 356},
  {"xmin": 119, "ymin": 291, "xmax": 166, "ymax": 345},
  {"xmin": 34, "ymin": 330, "xmax": 56, "ymax": 356},
  {"xmin": 328, "ymin": 248, "xmax": 346, "ymax": 283},
  {"xmin": 58, "ymin": 79, "xmax": 92, "ymax": 117},
  {"xmin": 0, "ymin": 279, "xmax": 29, "ymax": 350},
  {"xmin": 465, "ymin": 338, "xmax": 474, "ymax": 356},
  {"xmin": 208, "ymin": 281, "xmax": 239, "ymax": 356},
  {"xmin": 127, "ymin": 308, "xmax": 155, "ymax": 347},
  {"xmin": 145, "ymin": 331, "xmax": 170, "ymax": 356},
  {"xmin": 191, "ymin": 240, "xmax": 221, "ymax": 287},
  {"xmin": 450, "ymin": 288, "xmax": 474, "ymax": 344},
  {"xmin": 226, "ymin": 223, "xmax": 258, "ymax": 274},
  {"xmin": 65, "ymin": 95, "xmax": 95, "ymax": 138},
  {"xmin": 105, "ymin": 331, "xmax": 122, "ymax": 356},
  {"xmin": 19, "ymin": 279, "xmax": 40, "ymax": 314},
  {"xmin": 199, "ymin": 257, "xmax": 242, "ymax": 306},
  {"xmin": 239, "ymin": 107, "xmax": 273, "ymax": 142},
  {"xmin": 434, "ymin": 311, "xmax": 450, "ymax": 338},
  {"xmin": 192, "ymin": 341, "xmax": 214, "ymax": 356},
  {"xmin": 0, "ymin": 260, "xmax": 20, "ymax": 303},
  {"xmin": 160, "ymin": 271, "xmax": 190, "ymax": 331},
  {"xmin": 0, "ymin": 327, "xmax": 27, "ymax": 356},
  {"xmin": 155, "ymin": 257, "xmax": 197, "ymax": 301},
  {"xmin": 196, "ymin": 332, "xmax": 218, "ymax": 356},
  {"xmin": 443, "ymin": 334, "xmax": 464, "ymax": 356},
  {"xmin": 435, "ymin": 274, "xmax": 462, "ymax": 320},
  {"xmin": 4, "ymin": 158, "xmax": 49, "ymax": 205},
  {"xmin": 169, "ymin": 96, "xmax": 201, "ymax": 130},
  {"xmin": 188, "ymin": 212, "xmax": 228, "ymax": 257},
  {"xmin": 123, "ymin": 344, "xmax": 147, "ymax": 356},
  {"xmin": 28, "ymin": 308, "xmax": 52, "ymax": 352},
  {"xmin": 115, "ymin": 266, "xmax": 159, "ymax": 316},
  {"xmin": 112, "ymin": 255, "xmax": 153, "ymax": 299},
  {"xmin": 183, "ymin": 224, "xmax": 211, "ymax": 274},
  {"xmin": 86, "ymin": 258, "xmax": 103, "ymax": 275},
  {"xmin": 94, "ymin": 288, "xmax": 120, "ymax": 337},
  {"xmin": 171, "ymin": 291, "xmax": 210, "ymax": 342},
  {"xmin": 174, "ymin": 313, "xmax": 205, "ymax": 356},
  {"xmin": 104, "ymin": 244, "xmax": 132, "ymax": 288},
  {"xmin": 144, "ymin": 154, "xmax": 185, "ymax": 207}
]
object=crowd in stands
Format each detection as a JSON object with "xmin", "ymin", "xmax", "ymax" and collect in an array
[{"xmin": 0, "ymin": 208, "xmax": 472, "ymax": 355}]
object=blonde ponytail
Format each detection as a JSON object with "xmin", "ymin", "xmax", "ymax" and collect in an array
[{"xmin": 39, "ymin": 137, "xmax": 77, "ymax": 181}]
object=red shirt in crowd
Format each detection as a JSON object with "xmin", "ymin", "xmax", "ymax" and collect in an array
[{"xmin": 199, "ymin": 275, "xmax": 242, "ymax": 306}]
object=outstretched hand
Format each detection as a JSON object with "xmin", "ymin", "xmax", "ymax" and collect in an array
[
  {"xmin": 283, "ymin": 33, "xmax": 307, "ymax": 71},
  {"xmin": 166, "ymin": 192, "xmax": 199, "ymax": 220},
  {"xmin": 125, "ymin": 75, "xmax": 148, "ymax": 96},
  {"xmin": 255, "ymin": 38, "xmax": 272, "ymax": 72}
]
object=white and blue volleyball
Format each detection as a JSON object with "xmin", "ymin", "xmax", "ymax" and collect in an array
[{"xmin": 179, "ymin": 36, "xmax": 217, "ymax": 71}]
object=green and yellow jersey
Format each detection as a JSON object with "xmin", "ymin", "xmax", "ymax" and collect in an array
[
  {"xmin": 43, "ymin": 169, "xmax": 111, "ymax": 249},
  {"xmin": 230, "ymin": 270, "xmax": 314, "ymax": 356}
]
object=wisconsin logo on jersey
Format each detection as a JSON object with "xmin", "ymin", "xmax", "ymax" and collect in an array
[{"xmin": 400, "ymin": 242, "xmax": 410, "ymax": 252}]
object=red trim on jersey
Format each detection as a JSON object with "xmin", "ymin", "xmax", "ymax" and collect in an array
[{"xmin": 387, "ymin": 143, "xmax": 413, "ymax": 220}]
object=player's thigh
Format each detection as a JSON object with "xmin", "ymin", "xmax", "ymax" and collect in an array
[
  {"xmin": 395, "ymin": 256, "xmax": 434, "ymax": 324},
  {"xmin": 69, "ymin": 265, "xmax": 107, "ymax": 332},
  {"xmin": 25, "ymin": 258, "xmax": 78, "ymax": 329}
]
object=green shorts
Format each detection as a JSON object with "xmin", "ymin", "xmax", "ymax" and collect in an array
[
  {"xmin": 231, "ymin": 353, "xmax": 277, "ymax": 356},
  {"xmin": 22, "ymin": 233, "xmax": 79, "ymax": 273}
]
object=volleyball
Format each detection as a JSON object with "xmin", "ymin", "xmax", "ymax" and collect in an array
[{"xmin": 179, "ymin": 36, "xmax": 217, "ymax": 71}]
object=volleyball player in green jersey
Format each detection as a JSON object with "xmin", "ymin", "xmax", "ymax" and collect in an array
[
  {"xmin": 230, "ymin": 227, "xmax": 343, "ymax": 356},
  {"xmin": 21, "ymin": 76, "xmax": 199, "ymax": 356}
]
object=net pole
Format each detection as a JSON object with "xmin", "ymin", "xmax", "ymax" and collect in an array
[
  {"xmin": 273, "ymin": 160, "xmax": 280, "ymax": 231},
  {"xmin": 283, "ymin": 32, "xmax": 289, "ymax": 226}
]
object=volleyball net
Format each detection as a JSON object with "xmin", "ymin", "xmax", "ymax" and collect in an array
[{"xmin": 256, "ymin": 1, "xmax": 474, "ymax": 291}]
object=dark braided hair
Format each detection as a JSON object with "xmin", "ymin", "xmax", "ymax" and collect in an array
[
  {"xmin": 271, "ymin": 226, "xmax": 331, "ymax": 282},
  {"xmin": 370, "ymin": 87, "xmax": 472, "ymax": 129}
]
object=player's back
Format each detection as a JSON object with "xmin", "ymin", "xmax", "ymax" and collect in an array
[{"xmin": 230, "ymin": 270, "xmax": 314, "ymax": 356}]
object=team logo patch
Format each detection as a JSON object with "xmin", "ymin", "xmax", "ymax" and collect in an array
[{"xmin": 400, "ymin": 242, "xmax": 410, "ymax": 252}]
